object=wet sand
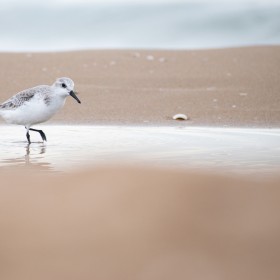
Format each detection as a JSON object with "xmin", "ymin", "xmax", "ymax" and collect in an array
[
  {"xmin": 0, "ymin": 47, "xmax": 280, "ymax": 279},
  {"xmin": 1, "ymin": 168, "xmax": 280, "ymax": 280}
]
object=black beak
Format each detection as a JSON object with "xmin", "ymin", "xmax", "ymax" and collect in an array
[{"xmin": 69, "ymin": 90, "xmax": 81, "ymax": 104}]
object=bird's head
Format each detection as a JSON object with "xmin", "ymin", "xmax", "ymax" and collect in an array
[{"xmin": 53, "ymin": 77, "xmax": 81, "ymax": 104}]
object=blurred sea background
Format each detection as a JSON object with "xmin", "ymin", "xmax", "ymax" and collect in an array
[{"xmin": 0, "ymin": 0, "xmax": 279, "ymax": 51}]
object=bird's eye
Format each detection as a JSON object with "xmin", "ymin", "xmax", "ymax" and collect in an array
[{"xmin": 62, "ymin": 83, "xmax": 67, "ymax": 88}]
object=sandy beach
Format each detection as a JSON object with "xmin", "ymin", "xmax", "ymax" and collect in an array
[
  {"xmin": 0, "ymin": 46, "xmax": 279, "ymax": 127},
  {"xmin": 0, "ymin": 46, "xmax": 280, "ymax": 280},
  {"xmin": 0, "ymin": 167, "xmax": 279, "ymax": 280}
]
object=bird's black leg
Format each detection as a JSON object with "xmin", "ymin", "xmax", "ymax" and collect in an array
[
  {"xmin": 29, "ymin": 128, "xmax": 47, "ymax": 142},
  {"xmin": 26, "ymin": 130, "xmax": 31, "ymax": 144}
]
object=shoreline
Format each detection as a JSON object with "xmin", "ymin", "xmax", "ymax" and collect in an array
[
  {"xmin": 2, "ymin": 121, "xmax": 280, "ymax": 127},
  {"xmin": 0, "ymin": 125, "xmax": 279, "ymax": 177}
]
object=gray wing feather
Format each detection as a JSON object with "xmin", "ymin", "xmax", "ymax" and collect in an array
[{"xmin": 0, "ymin": 85, "xmax": 50, "ymax": 110}]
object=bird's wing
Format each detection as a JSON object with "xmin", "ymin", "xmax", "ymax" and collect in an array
[{"xmin": 0, "ymin": 86, "xmax": 48, "ymax": 110}]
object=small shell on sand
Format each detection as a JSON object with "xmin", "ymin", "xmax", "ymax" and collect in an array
[{"xmin": 173, "ymin": 114, "xmax": 188, "ymax": 121}]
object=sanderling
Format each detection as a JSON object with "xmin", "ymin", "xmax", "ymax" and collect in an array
[{"xmin": 0, "ymin": 77, "xmax": 81, "ymax": 143}]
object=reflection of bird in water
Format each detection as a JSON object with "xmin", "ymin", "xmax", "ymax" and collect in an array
[
  {"xmin": 2, "ymin": 144, "xmax": 52, "ymax": 172},
  {"xmin": 25, "ymin": 144, "xmax": 46, "ymax": 166}
]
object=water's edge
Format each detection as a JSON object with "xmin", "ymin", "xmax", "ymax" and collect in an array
[{"xmin": 0, "ymin": 125, "xmax": 279, "ymax": 176}]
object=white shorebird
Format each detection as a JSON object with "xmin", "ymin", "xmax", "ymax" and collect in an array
[{"xmin": 0, "ymin": 77, "xmax": 81, "ymax": 143}]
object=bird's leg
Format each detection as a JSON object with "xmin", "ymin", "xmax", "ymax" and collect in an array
[
  {"xmin": 29, "ymin": 128, "xmax": 47, "ymax": 142},
  {"xmin": 26, "ymin": 130, "xmax": 31, "ymax": 144},
  {"xmin": 25, "ymin": 127, "xmax": 31, "ymax": 144}
]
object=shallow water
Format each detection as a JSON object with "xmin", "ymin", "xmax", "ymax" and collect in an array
[{"xmin": 0, "ymin": 125, "xmax": 279, "ymax": 176}]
